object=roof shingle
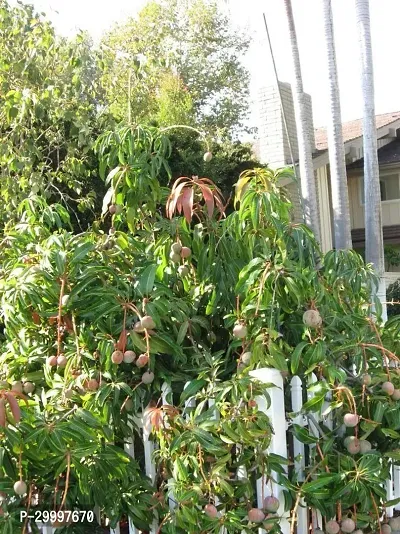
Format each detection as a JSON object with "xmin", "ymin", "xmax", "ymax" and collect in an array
[
  {"xmin": 347, "ymin": 138, "xmax": 400, "ymax": 170},
  {"xmin": 315, "ymin": 112, "xmax": 400, "ymax": 151}
]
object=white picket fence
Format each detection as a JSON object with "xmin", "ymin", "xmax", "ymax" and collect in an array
[{"xmin": 36, "ymin": 369, "xmax": 400, "ymax": 534}]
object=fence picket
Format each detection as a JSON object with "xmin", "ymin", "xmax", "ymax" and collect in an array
[
  {"xmin": 162, "ymin": 382, "xmax": 176, "ymax": 512},
  {"xmin": 27, "ymin": 372, "xmax": 400, "ymax": 534},
  {"xmin": 208, "ymin": 397, "xmax": 227, "ymax": 534},
  {"xmin": 308, "ymin": 373, "xmax": 319, "ymax": 439},
  {"xmin": 290, "ymin": 376, "xmax": 307, "ymax": 534},
  {"xmin": 143, "ymin": 403, "xmax": 158, "ymax": 534},
  {"xmin": 250, "ymin": 368, "xmax": 290, "ymax": 534},
  {"xmin": 308, "ymin": 374, "xmax": 323, "ymax": 531},
  {"xmin": 123, "ymin": 423, "xmax": 140, "ymax": 534},
  {"xmin": 387, "ymin": 465, "xmax": 395, "ymax": 518},
  {"xmin": 109, "ymin": 522, "xmax": 121, "ymax": 534},
  {"xmin": 36, "ymin": 523, "xmax": 53, "ymax": 533},
  {"xmin": 394, "ymin": 464, "xmax": 400, "ymax": 511}
]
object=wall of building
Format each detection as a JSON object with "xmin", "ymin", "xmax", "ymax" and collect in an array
[
  {"xmin": 258, "ymin": 82, "xmax": 315, "ymax": 169},
  {"xmin": 349, "ymin": 137, "xmax": 395, "ymax": 162},
  {"xmin": 284, "ymin": 181, "xmax": 304, "ymax": 224},
  {"xmin": 316, "ymin": 165, "xmax": 333, "ymax": 252},
  {"xmin": 347, "ymin": 170, "xmax": 400, "ymax": 229},
  {"xmin": 282, "ymin": 165, "xmax": 333, "ymax": 253},
  {"xmin": 258, "ymin": 83, "xmax": 297, "ymax": 168}
]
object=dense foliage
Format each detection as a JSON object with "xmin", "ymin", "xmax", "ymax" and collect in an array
[
  {"xmin": 0, "ymin": 0, "xmax": 256, "ymax": 231},
  {"xmin": 101, "ymin": 0, "xmax": 251, "ymax": 135},
  {"xmin": 0, "ymin": 1, "xmax": 107, "ymax": 228},
  {"xmin": 0, "ymin": 123, "xmax": 400, "ymax": 534},
  {"xmin": 1, "ymin": 2, "xmax": 400, "ymax": 534},
  {"xmin": 387, "ymin": 280, "xmax": 400, "ymax": 317}
]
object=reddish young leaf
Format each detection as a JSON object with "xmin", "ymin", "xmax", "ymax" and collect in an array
[
  {"xmin": 116, "ymin": 329, "xmax": 128, "ymax": 352},
  {"xmin": 5, "ymin": 393, "xmax": 21, "ymax": 424},
  {"xmin": 149, "ymin": 407, "xmax": 163, "ymax": 431},
  {"xmin": 63, "ymin": 315, "xmax": 74, "ymax": 333},
  {"xmin": 0, "ymin": 399, "xmax": 5, "ymax": 428},
  {"xmin": 197, "ymin": 182, "xmax": 215, "ymax": 217},
  {"xmin": 166, "ymin": 179, "xmax": 189, "ymax": 219},
  {"xmin": 181, "ymin": 187, "xmax": 194, "ymax": 223}
]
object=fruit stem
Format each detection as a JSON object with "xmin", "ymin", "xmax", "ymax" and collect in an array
[
  {"xmin": 316, "ymin": 443, "xmax": 330, "ymax": 473},
  {"xmin": 60, "ymin": 451, "xmax": 71, "ymax": 511},
  {"xmin": 18, "ymin": 449, "xmax": 23, "ymax": 481},
  {"xmin": 368, "ymin": 316, "xmax": 392, "ymax": 381},
  {"xmin": 255, "ymin": 262, "xmax": 271, "ymax": 317},
  {"xmin": 353, "ymin": 504, "xmax": 357, "ymax": 526},
  {"xmin": 54, "ymin": 476, "xmax": 60, "ymax": 509},
  {"xmin": 120, "ymin": 395, "xmax": 130, "ymax": 413},
  {"xmin": 290, "ymin": 459, "xmax": 325, "ymax": 534},
  {"xmin": 198, "ymin": 444, "xmax": 211, "ymax": 495},
  {"xmin": 122, "ymin": 307, "xmax": 127, "ymax": 353},
  {"xmin": 144, "ymin": 329, "xmax": 151, "ymax": 358},
  {"xmin": 125, "ymin": 302, "xmax": 142, "ymax": 320},
  {"xmin": 156, "ymin": 512, "xmax": 171, "ymax": 534},
  {"xmin": 71, "ymin": 313, "xmax": 81, "ymax": 370},
  {"xmin": 57, "ymin": 275, "xmax": 67, "ymax": 357},
  {"xmin": 360, "ymin": 342, "xmax": 399, "ymax": 364},
  {"xmin": 370, "ymin": 491, "xmax": 382, "ymax": 534},
  {"xmin": 335, "ymin": 386, "xmax": 357, "ymax": 415},
  {"xmin": 22, "ymin": 483, "xmax": 33, "ymax": 534}
]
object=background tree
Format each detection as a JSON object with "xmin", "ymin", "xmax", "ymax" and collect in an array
[
  {"xmin": 164, "ymin": 131, "xmax": 260, "ymax": 199},
  {"xmin": 355, "ymin": 0, "xmax": 387, "ymax": 319},
  {"xmin": 0, "ymin": 1, "xmax": 109, "ymax": 229},
  {"xmin": 322, "ymin": 0, "xmax": 352, "ymax": 250},
  {"xmin": 100, "ymin": 0, "xmax": 251, "ymax": 136}
]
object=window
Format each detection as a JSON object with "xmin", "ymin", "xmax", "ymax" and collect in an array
[
  {"xmin": 361, "ymin": 173, "xmax": 400, "ymax": 204},
  {"xmin": 380, "ymin": 174, "xmax": 400, "ymax": 200}
]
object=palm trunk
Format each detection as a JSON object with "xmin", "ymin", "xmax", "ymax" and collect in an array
[
  {"xmin": 322, "ymin": 0, "xmax": 352, "ymax": 250},
  {"xmin": 283, "ymin": 0, "xmax": 321, "ymax": 243},
  {"xmin": 355, "ymin": 0, "xmax": 387, "ymax": 320}
]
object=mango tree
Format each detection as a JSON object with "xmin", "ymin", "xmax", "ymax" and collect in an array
[{"xmin": 0, "ymin": 125, "xmax": 399, "ymax": 533}]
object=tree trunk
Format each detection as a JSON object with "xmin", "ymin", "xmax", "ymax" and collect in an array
[
  {"xmin": 322, "ymin": 0, "xmax": 352, "ymax": 250},
  {"xmin": 355, "ymin": 0, "xmax": 387, "ymax": 320},
  {"xmin": 283, "ymin": 0, "xmax": 321, "ymax": 243}
]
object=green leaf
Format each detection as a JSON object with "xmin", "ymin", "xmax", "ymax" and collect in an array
[
  {"xmin": 106, "ymin": 166, "xmax": 122, "ymax": 185},
  {"xmin": 385, "ymin": 496, "xmax": 400, "ymax": 507},
  {"xmin": 177, "ymin": 321, "xmax": 189, "ymax": 345},
  {"xmin": 71, "ymin": 242, "xmax": 95, "ymax": 263},
  {"xmin": 7, "ymin": 106, "xmax": 18, "ymax": 121},
  {"xmin": 180, "ymin": 379, "xmax": 206, "ymax": 403},
  {"xmin": 218, "ymin": 479, "xmax": 234, "ymax": 497},
  {"xmin": 102, "ymin": 187, "xmax": 114, "ymax": 216},
  {"xmin": 384, "ymin": 450, "xmax": 400, "ymax": 460},
  {"xmin": 291, "ymin": 424, "xmax": 318, "ymax": 444},
  {"xmin": 291, "ymin": 341, "xmax": 308, "ymax": 374},
  {"xmin": 126, "ymin": 207, "xmax": 136, "ymax": 231},
  {"xmin": 301, "ymin": 474, "xmax": 338, "ymax": 492},
  {"xmin": 139, "ymin": 264, "xmax": 157, "ymax": 296},
  {"xmin": 54, "ymin": 250, "xmax": 66, "ymax": 275},
  {"xmin": 301, "ymin": 393, "xmax": 326, "ymax": 414},
  {"xmin": 381, "ymin": 428, "xmax": 400, "ymax": 439}
]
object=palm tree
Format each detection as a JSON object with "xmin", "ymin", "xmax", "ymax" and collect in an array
[
  {"xmin": 282, "ymin": 0, "xmax": 321, "ymax": 243},
  {"xmin": 355, "ymin": 0, "xmax": 387, "ymax": 319},
  {"xmin": 322, "ymin": 0, "xmax": 352, "ymax": 250}
]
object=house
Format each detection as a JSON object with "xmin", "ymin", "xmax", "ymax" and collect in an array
[{"xmin": 257, "ymin": 81, "xmax": 400, "ymax": 287}]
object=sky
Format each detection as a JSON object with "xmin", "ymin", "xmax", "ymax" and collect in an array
[{"xmin": 9, "ymin": 0, "xmax": 400, "ymax": 130}]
